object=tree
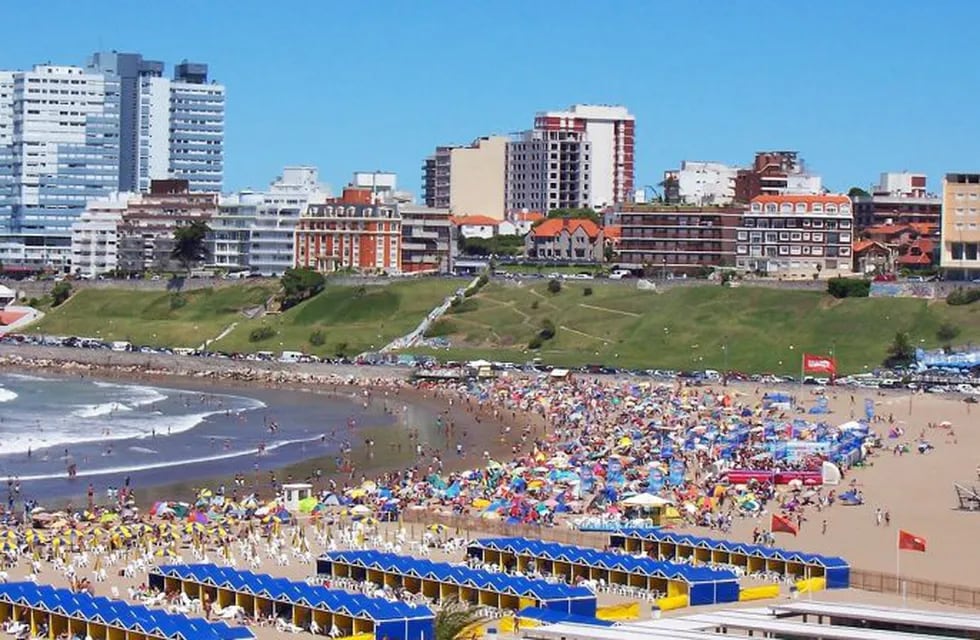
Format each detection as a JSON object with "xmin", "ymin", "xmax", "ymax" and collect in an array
[
  {"xmin": 884, "ymin": 332, "xmax": 916, "ymax": 368},
  {"xmin": 50, "ymin": 281, "xmax": 72, "ymax": 307},
  {"xmin": 434, "ymin": 597, "xmax": 488, "ymax": 640},
  {"xmin": 543, "ymin": 208, "xmax": 601, "ymax": 225},
  {"xmin": 281, "ymin": 267, "xmax": 326, "ymax": 308},
  {"xmin": 847, "ymin": 186, "xmax": 871, "ymax": 198},
  {"xmin": 936, "ymin": 322, "xmax": 960, "ymax": 352},
  {"xmin": 170, "ymin": 221, "xmax": 211, "ymax": 274}
]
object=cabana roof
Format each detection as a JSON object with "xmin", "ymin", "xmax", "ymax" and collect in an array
[
  {"xmin": 0, "ymin": 582, "xmax": 253, "ymax": 640},
  {"xmin": 319, "ymin": 550, "xmax": 595, "ymax": 602},
  {"xmin": 153, "ymin": 564, "xmax": 433, "ymax": 622},
  {"xmin": 470, "ymin": 537, "xmax": 739, "ymax": 585},
  {"xmin": 612, "ymin": 528, "xmax": 849, "ymax": 569}
]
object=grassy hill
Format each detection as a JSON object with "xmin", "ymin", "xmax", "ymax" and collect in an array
[
  {"xmin": 23, "ymin": 278, "xmax": 980, "ymax": 374},
  {"xmin": 211, "ymin": 278, "xmax": 461, "ymax": 356},
  {"xmin": 410, "ymin": 281, "xmax": 980, "ymax": 374},
  {"xmin": 27, "ymin": 285, "xmax": 277, "ymax": 348}
]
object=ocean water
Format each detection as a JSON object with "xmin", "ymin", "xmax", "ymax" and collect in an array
[{"xmin": 0, "ymin": 372, "xmax": 397, "ymax": 499}]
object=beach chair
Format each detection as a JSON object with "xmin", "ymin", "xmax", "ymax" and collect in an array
[{"xmin": 953, "ymin": 483, "xmax": 980, "ymax": 511}]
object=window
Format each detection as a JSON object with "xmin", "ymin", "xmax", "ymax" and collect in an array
[
  {"xmin": 812, "ymin": 203, "xmax": 824, "ymax": 213},
  {"xmin": 779, "ymin": 232, "xmax": 789, "ymax": 241},
  {"xmin": 795, "ymin": 203, "xmax": 807, "ymax": 213},
  {"xmin": 803, "ymin": 246, "xmax": 811, "ymax": 255},
  {"xmin": 765, "ymin": 232, "xmax": 777, "ymax": 243},
  {"xmin": 737, "ymin": 231, "xmax": 747, "ymax": 241},
  {"xmin": 969, "ymin": 244, "xmax": 980, "ymax": 261},
  {"xmin": 952, "ymin": 242, "xmax": 964, "ymax": 260},
  {"xmin": 791, "ymin": 232, "xmax": 802, "ymax": 241},
  {"xmin": 812, "ymin": 232, "xmax": 824, "ymax": 242},
  {"xmin": 826, "ymin": 205, "xmax": 838, "ymax": 213},
  {"xmin": 779, "ymin": 245, "xmax": 790, "ymax": 255},
  {"xmin": 750, "ymin": 232, "xmax": 762, "ymax": 243},
  {"xmin": 812, "ymin": 220, "xmax": 824, "ymax": 228},
  {"xmin": 790, "ymin": 245, "xmax": 801, "ymax": 255},
  {"xmin": 780, "ymin": 203, "xmax": 793, "ymax": 213},
  {"xmin": 751, "ymin": 203, "xmax": 762, "ymax": 213},
  {"xmin": 765, "ymin": 204, "xmax": 777, "ymax": 214}
]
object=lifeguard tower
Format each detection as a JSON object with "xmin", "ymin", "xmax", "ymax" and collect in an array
[{"xmin": 282, "ymin": 483, "xmax": 314, "ymax": 512}]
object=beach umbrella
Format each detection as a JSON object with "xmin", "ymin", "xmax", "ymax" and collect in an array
[
  {"xmin": 427, "ymin": 524, "xmax": 447, "ymax": 534},
  {"xmin": 0, "ymin": 540, "xmax": 17, "ymax": 552},
  {"xmin": 185, "ymin": 522, "xmax": 207, "ymax": 535},
  {"xmin": 99, "ymin": 513, "xmax": 119, "ymax": 524},
  {"xmin": 350, "ymin": 504, "xmax": 372, "ymax": 516},
  {"xmin": 24, "ymin": 530, "xmax": 46, "ymax": 546},
  {"xmin": 297, "ymin": 497, "xmax": 319, "ymax": 514},
  {"xmin": 0, "ymin": 530, "xmax": 15, "ymax": 542},
  {"xmin": 188, "ymin": 511, "xmax": 210, "ymax": 525}
]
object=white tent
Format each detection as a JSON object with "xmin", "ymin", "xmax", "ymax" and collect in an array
[{"xmin": 621, "ymin": 494, "xmax": 672, "ymax": 508}]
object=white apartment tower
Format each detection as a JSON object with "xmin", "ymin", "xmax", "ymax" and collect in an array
[
  {"xmin": 533, "ymin": 104, "xmax": 635, "ymax": 209},
  {"xmin": 0, "ymin": 65, "xmax": 120, "ymax": 237},
  {"xmin": 88, "ymin": 53, "xmax": 225, "ymax": 193}
]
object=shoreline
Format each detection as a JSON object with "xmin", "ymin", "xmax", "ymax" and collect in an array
[{"xmin": 0, "ymin": 345, "xmax": 532, "ymax": 507}]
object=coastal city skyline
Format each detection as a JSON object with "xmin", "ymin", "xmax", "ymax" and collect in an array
[{"xmin": 1, "ymin": 1, "xmax": 977, "ymax": 197}]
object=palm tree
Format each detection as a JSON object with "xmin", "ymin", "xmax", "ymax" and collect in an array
[{"xmin": 435, "ymin": 597, "xmax": 489, "ymax": 640}]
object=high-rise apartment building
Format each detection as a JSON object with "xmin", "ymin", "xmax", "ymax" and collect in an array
[
  {"xmin": 88, "ymin": 53, "xmax": 225, "ymax": 193},
  {"xmin": 421, "ymin": 136, "xmax": 507, "ymax": 219},
  {"xmin": 532, "ymin": 104, "xmax": 635, "ymax": 209},
  {"xmin": 0, "ymin": 65, "xmax": 120, "ymax": 238},
  {"xmin": 941, "ymin": 173, "xmax": 980, "ymax": 280},
  {"xmin": 506, "ymin": 128, "xmax": 590, "ymax": 213}
]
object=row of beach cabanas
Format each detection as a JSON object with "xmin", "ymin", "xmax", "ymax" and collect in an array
[
  {"xmin": 0, "ymin": 582, "xmax": 253, "ymax": 640},
  {"xmin": 608, "ymin": 528, "xmax": 850, "ymax": 588},
  {"xmin": 149, "ymin": 564, "xmax": 434, "ymax": 640},
  {"xmin": 317, "ymin": 550, "xmax": 597, "ymax": 617},
  {"xmin": 466, "ymin": 537, "xmax": 740, "ymax": 606}
]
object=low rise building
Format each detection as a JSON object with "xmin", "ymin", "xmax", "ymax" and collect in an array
[
  {"xmin": 852, "ymin": 172, "xmax": 941, "ymax": 229},
  {"xmin": 116, "ymin": 179, "xmax": 218, "ymax": 274},
  {"xmin": 525, "ymin": 218, "xmax": 604, "ymax": 261},
  {"xmin": 400, "ymin": 204, "xmax": 454, "ymax": 274},
  {"xmin": 614, "ymin": 204, "xmax": 744, "ymax": 274},
  {"xmin": 735, "ymin": 194, "xmax": 854, "ymax": 276},
  {"xmin": 70, "ymin": 193, "xmax": 130, "ymax": 278},
  {"xmin": 511, "ymin": 211, "xmax": 545, "ymax": 236},
  {"xmin": 670, "ymin": 161, "xmax": 738, "ymax": 205},
  {"xmin": 452, "ymin": 215, "xmax": 511, "ymax": 239},
  {"xmin": 294, "ymin": 187, "xmax": 401, "ymax": 274}
]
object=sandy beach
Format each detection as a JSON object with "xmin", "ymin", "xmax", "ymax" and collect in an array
[{"xmin": 0, "ymin": 342, "xmax": 978, "ymax": 621}]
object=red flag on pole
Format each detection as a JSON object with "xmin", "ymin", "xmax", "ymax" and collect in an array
[
  {"xmin": 802, "ymin": 353, "xmax": 837, "ymax": 375},
  {"xmin": 898, "ymin": 530, "xmax": 926, "ymax": 552},
  {"xmin": 771, "ymin": 513, "xmax": 799, "ymax": 536}
]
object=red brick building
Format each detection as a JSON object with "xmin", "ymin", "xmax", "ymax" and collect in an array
[{"xmin": 294, "ymin": 187, "xmax": 401, "ymax": 273}]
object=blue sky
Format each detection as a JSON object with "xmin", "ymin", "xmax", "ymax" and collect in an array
[{"xmin": 3, "ymin": 1, "xmax": 976, "ymax": 197}]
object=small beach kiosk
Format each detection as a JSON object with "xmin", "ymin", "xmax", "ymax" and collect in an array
[{"xmin": 281, "ymin": 483, "xmax": 314, "ymax": 513}]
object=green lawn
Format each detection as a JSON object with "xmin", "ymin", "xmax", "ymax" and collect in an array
[
  {"xmin": 403, "ymin": 282, "xmax": 980, "ymax": 374},
  {"xmin": 212, "ymin": 278, "xmax": 461, "ymax": 356},
  {"xmin": 27, "ymin": 285, "xmax": 277, "ymax": 347},
  {"xmin": 498, "ymin": 264, "xmax": 606, "ymax": 275},
  {"xmin": 25, "ymin": 279, "xmax": 980, "ymax": 374}
]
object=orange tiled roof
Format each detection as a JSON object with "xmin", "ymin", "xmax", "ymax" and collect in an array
[
  {"xmin": 451, "ymin": 215, "xmax": 501, "ymax": 226},
  {"xmin": 908, "ymin": 222, "xmax": 937, "ymax": 234},
  {"xmin": 514, "ymin": 211, "xmax": 545, "ymax": 222},
  {"xmin": 532, "ymin": 218, "xmax": 602, "ymax": 238},
  {"xmin": 896, "ymin": 253, "xmax": 932, "ymax": 265},
  {"xmin": 852, "ymin": 240, "xmax": 877, "ymax": 254},
  {"xmin": 910, "ymin": 238, "xmax": 935, "ymax": 253},
  {"xmin": 603, "ymin": 225, "xmax": 622, "ymax": 240}
]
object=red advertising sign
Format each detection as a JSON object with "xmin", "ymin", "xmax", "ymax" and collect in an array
[{"xmin": 803, "ymin": 353, "xmax": 837, "ymax": 375}]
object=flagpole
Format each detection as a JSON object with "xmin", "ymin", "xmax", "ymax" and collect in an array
[{"xmin": 896, "ymin": 529, "xmax": 904, "ymax": 607}]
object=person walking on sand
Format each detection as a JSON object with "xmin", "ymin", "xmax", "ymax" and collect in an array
[
  {"xmin": 875, "ymin": 507, "xmax": 882, "ymax": 526},
  {"xmin": 822, "ymin": 519, "xmax": 827, "ymax": 535}
]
